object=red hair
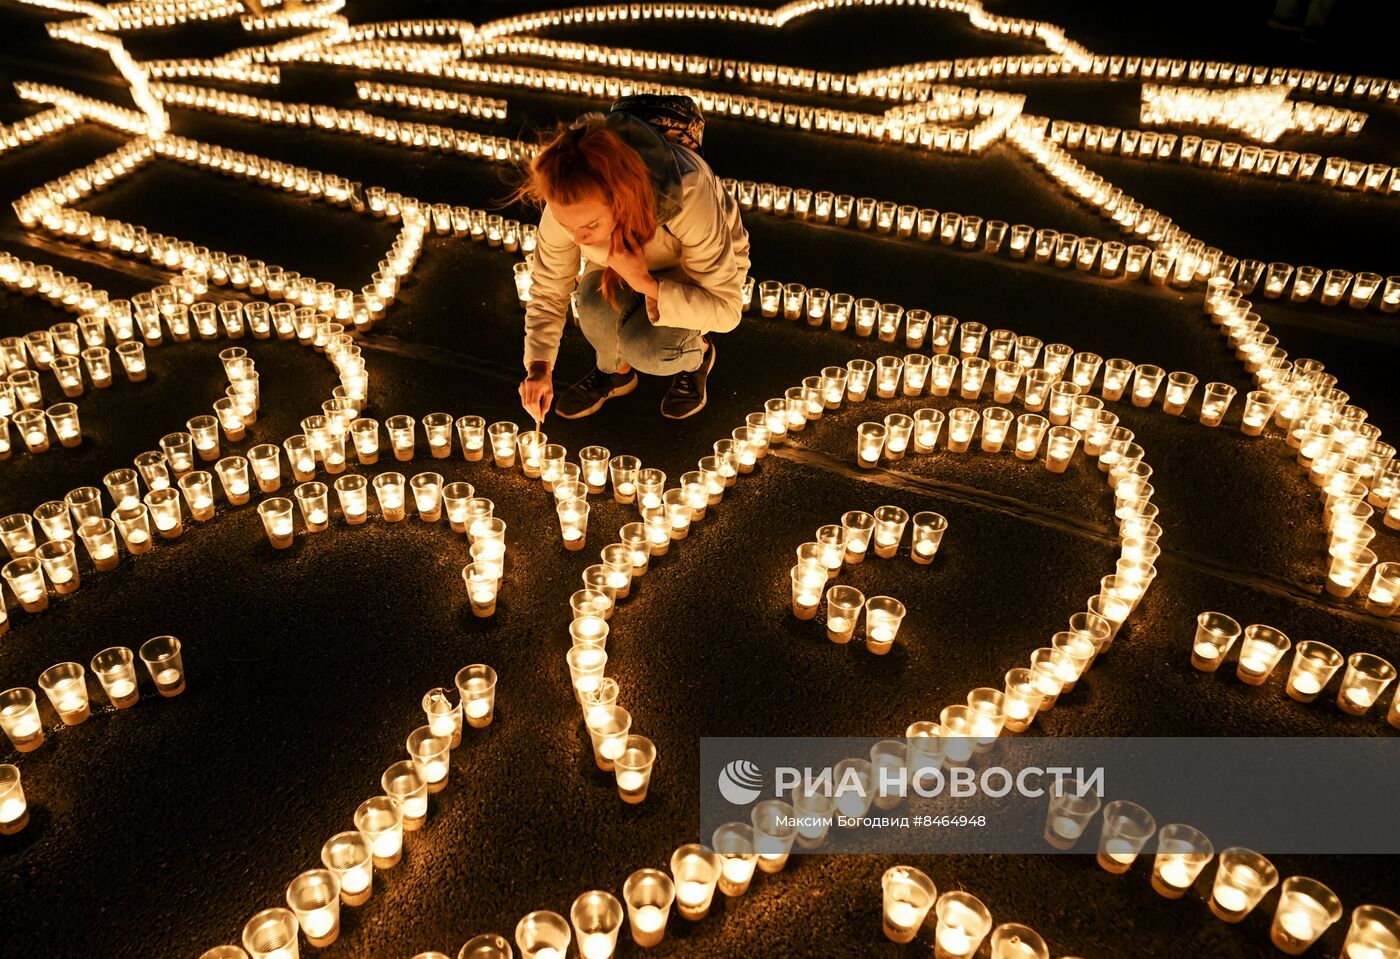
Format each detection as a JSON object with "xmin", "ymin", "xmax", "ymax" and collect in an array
[{"xmin": 513, "ymin": 113, "xmax": 657, "ymax": 309}]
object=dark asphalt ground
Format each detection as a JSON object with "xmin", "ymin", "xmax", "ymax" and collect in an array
[{"xmin": 0, "ymin": 2, "xmax": 1397, "ymax": 958}]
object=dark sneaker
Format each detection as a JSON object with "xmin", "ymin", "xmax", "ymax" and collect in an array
[
  {"xmin": 555, "ymin": 367, "xmax": 638, "ymax": 419},
  {"xmin": 660, "ymin": 338, "xmax": 714, "ymax": 420}
]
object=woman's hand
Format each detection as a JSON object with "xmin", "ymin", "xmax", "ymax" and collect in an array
[
  {"xmin": 519, "ymin": 361, "xmax": 553, "ymax": 421},
  {"xmin": 606, "ymin": 232, "xmax": 660, "ymax": 300}
]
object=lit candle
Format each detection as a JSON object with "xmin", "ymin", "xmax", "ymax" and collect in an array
[{"xmin": 633, "ymin": 906, "xmax": 665, "ymax": 935}]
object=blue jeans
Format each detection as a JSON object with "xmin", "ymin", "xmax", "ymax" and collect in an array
[{"xmin": 575, "ymin": 272, "xmax": 705, "ymax": 376}]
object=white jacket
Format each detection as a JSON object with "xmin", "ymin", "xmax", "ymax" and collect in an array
[{"xmin": 522, "ymin": 112, "xmax": 751, "ymax": 370}]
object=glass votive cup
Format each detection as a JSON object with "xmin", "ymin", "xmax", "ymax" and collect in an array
[
  {"xmin": 456, "ymin": 664, "xmax": 497, "ymax": 728},
  {"xmin": 35, "ymin": 539, "xmax": 79, "ymax": 594},
  {"xmin": 39, "ymin": 661, "xmax": 89, "ymax": 724},
  {"xmin": 579, "ymin": 445, "xmax": 610, "ymax": 493},
  {"xmin": 77, "ymin": 517, "xmax": 119, "ymax": 571},
  {"xmin": 556, "ymin": 497, "xmax": 589, "ymax": 551},
  {"xmin": 1328, "ymin": 544, "xmax": 1377, "ymax": 598},
  {"xmin": 91, "ymin": 646, "xmax": 139, "ymax": 708},
  {"xmin": 348, "ymin": 418, "xmax": 380, "ymax": 465},
  {"xmin": 1191, "ymin": 611, "xmax": 1241, "ymax": 671},
  {"xmin": 215, "ymin": 456, "xmax": 251, "ymax": 505},
  {"xmin": 1235, "ymin": 624, "xmax": 1291, "ymax": 684},
  {"xmin": 382, "ymin": 759, "xmax": 429, "ymax": 832},
  {"xmin": 517, "ymin": 430, "xmax": 546, "ymax": 478},
  {"xmin": 585, "ymin": 703, "xmax": 629, "ymax": 772},
  {"xmin": 1208, "ymin": 848, "xmax": 1278, "ymax": 921},
  {"xmin": 913, "ymin": 408, "xmax": 944, "ymax": 453},
  {"xmin": 327, "ymin": 474, "xmax": 366, "ymax": 525},
  {"xmin": 421, "ymin": 412, "xmax": 452, "ymax": 459},
  {"xmin": 144, "ymin": 487, "xmax": 183, "ymax": 539},
  {"xmin": 463, "ymin": 557, "xmax": 501, "ymax": 614},
  {"xmin": 623, "ymin": 869, "xmax": 675, "ymax": 948},
  {"xmin": 407, "ymin": 724, "xmax": 451, "ymax": 793},
  {"xmin": 882, "ymin": 413, "xmax": 914, "ymax": 461},
  {"xmin": 45, "ymin": 402, "xmax": 80, "ymax": 448},
  {"xmin": 865, "ymin": 596, "xmax": 906, "ymax": 655},
  {"xmin": 1001, "ymin": 668, "xmax": 1044, "ymax": 734},
  {"xmin": 933, "ymin": 890, "xmax": 991, "ymax": 959},
  {"xmin": 609, "ymin": 454, "xmax": 641, "ymax": 503},
  {"xmin": 178, "ymin": 471, "xmax": 216, "ymax": 522},
  {"xmin": 618, "ymin": 522, "xmax": 650, "ymax": 577},
  {"xmin": 247, "ymin": 444, "xmax": 282, "ymax": 494},
  {"xmin": 989, "ymin": 923, "xmax": 1048, "ymax": 959},
  {"xmin": 1270, "ymin": 876, "xmax": 1342, "ymax": 954},
  {"xmin": 13, "ymin": 409, "xmax": 49, "ymax": 453},
  {"xmin": 946, "ymin": 408, "xmax": 978, "ymax": 452},
  {"xmin": 841, "ymin": 510, "xmax": 874, "ymax": 564},
  {"xmin": 286, "ymin": 869, "xmax": 341, "ymax": 947},
  {"xmin": 1014, "ymin": 413, "xmax": 1048, "ymax": 460},
  {"xmin": 0, "ymin": 687, "xmax": 44, "ymax": 752},
  {"xmin": 1240, "ymin": 390, "xmax": 1278, "ymax": 436},
  {"xmin": 663, "ymin": 488, "xmax": 691, "ymax": 538},
  {"xmin": 291, "ymin": 481, "xmax": 329, "ymax": 532},
  {"xmin": 115, "ymin": 340, "xmax": 146, "ymax": 381},
  {"xmin": 354, "ymin": 795, "xmax": 404, "ymax": 869},
  {"xmin": 410, "ymin": 472, "xmax": 443, "ymax": 521},
  {"xmin": 1044, "ymin": 780, "xmax": 1102, "ymax": 850},
  {"xmin": 882, "ymin": 865, "xmax": 936, "ymax": 944},
  {"xmin": 1151, "ymin": 823, "xmax": 1214, "ymax": 899},
  {"xmin": 614, "ymin": 735, "xmax": 656, "ymax": 805},
  {"xmin": 979, "ymin": 406, "xmax": 1012, "ymax": 453},
  {"xmin": 569, "ymin": 891, "xmax": 623, "ymax": 959},
  {"xmin": 872, "ymin": 505, "xmax": 909, "ymax": 558},
  {"xmin": 910, "ymin": 511, "xmax": 948, "ymax": 564},
  {"xmin": 824, "ymin": 585, "xmax": 864, "ymax": 644},
  {"xmin": 137, "ymin": 635, "xmax": 184, "ymax": 697},
  {"xmin": 1339, "ymin": 905, "xmax": 1400, "ymax": 958},
  {"xmin": 0, "ymin": 764, "xmax": 26, "ymax": 835},
  {"xmin": 256, "ymin": 497, "xmax": 294, "ymax": 549},
  {"xmin": 790, "ymin": 562, "xmax": 826, "ymax": 620},
  {"xmin": 1045, "ymin": 425, "xmax": 1080, "ymax": 473},
  {"xmin": 488, "ymin": 421, "xmax": 518, "ymax": 467},
  {"xmin": 372, "ymin": 472, "xmax": 407, "ymax": 522},
  {"xmin": 384, "ymin": 414, "xmax": 416, "ymax": 461},
  {"xmin": 856, "ymin": 422, "xmax": 887, "ymax": 468},
  {"xmin": 670, "ymin": 844, "xmax": 722, "ymax": 920},
  {"xmin": 321, "ymin": 831, "xmax": 373, "ymax": 906},
  {"xmin": 1284, "ymin": 640, "xmax": 1343, "ymax": 702},
  {"xmin": 241, "ymin": 908, "xmax": 300, "ymax": 959},
  {"xmin": 1337, "ymin": 652, "xmax": 1395, "ymax": 715},
  {"xmin": 64, "ymin": 486, "xmax": 104, "ymax": 528},
  {"xmin": 711, "ymin": 822, "xmax": 758, "ymax": 897},
  {"xmin": 1097, "ymin": 799, "xmax": 1157, "ymax": 874}
]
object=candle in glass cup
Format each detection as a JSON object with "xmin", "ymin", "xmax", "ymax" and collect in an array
[
  {"xmin": 456, "ymin": 415, "xmax": 486, "ymax": 461},
  {"xmin": 856, "ymin": 422, "xmax": 887, "ymax": 468},
  {"xmin": 872, "ymin": 505, "xmax": 909, "ymax": 558},
  {"xmin": 623, "ymin": 869, "xmax": 675, "ymax": 948},
  {"xmin": 609, "ymin": 455, "xmax": 640, "ymax": 503},
  {"xmin": 613, "ymin": 735, "xmax": 656, "ymax": 805},
  {"xmin": 1235, "ymin": 624, "xmax": 1291, "ymax": 685},
  {"xmin": 1336, "ymin": 652, "xmax": 1395, "ymax": 715},
  {"xmin": 933, "ymin": 890, "xmax": 991, "ymax": 958},
  {"xmin": 1014, "ymin": 414, "xmax": 1048, "ymax": 460},
  {"xmin": 45, "ymin": 402, "xmax": 81, "ymax": 448},
  {"xmin": 865, "ymin": 596, "xmax": 906, "ymax": 655},
  {"xmin": 618, "ymin": 523, "xmax": 650, "ymax": 577},
  {"xmin": 0, "ymin": 764, "xmax": 27, "ymax": 835},
  {"xmin": 882, "ymin": 865, "xmax": 936, "ymax": 944},
  {"xmin": 910, "ymin": 512, "xmax": 948, "ymax": 564},
  {"xmin": 1044, "ymin": 780, "xmax": 1101, "ymax": 849},
  {"xmin": 0, "ymin": 687, "xmax": 44, "ymax": 752},
  {"xmin": 178, "ymin": 471, "xmax": 217, "ymax": 521},
  {"xmin": 577, "ymin": 446, "xmax": 610, "ymax": 493},
  {"xmin": 456, "ymin": 664, "xmax": 497, "ymax": 728},
  {"xmin": 354, "ymin": 795, "xmax": 404, "ymax": 869},
  {"xmin": 790, "ymin": 562, "xmax": 826, "ymax": 620},
  {"xmin": 946, "ymin": 408, "xmax": 978, "ymax": 452},
  {"xmin": 1191, "ymin": 611, "xmax": 1241, "ymax": 671},
  {"xmin": 384, "ymin": 415, "xmax": 416, "ymax": 461},
  {"xmin": 517, "ymin": 430, "xmax": 547, "ymax": 478},
  {"xmin": 1270, "ymin": 877, "xmax": 1342, "ymax": 955},
  {"xmin": 841, "ymin": 511, "xmax": 874, "ymax": 563},
  {"xmin": 322, "ymin": 830, "xmax": 374, "ymax": 905},
  {"xmin": 824, "ymin": 585, "xmax": 864, "ymax": 643},
  {"xmin": 409, "ymin": 472, "xmax": 443, "ymax": 522},
  {"xmin": 256, "ymin": 496, "xmax": 295, "ymax": 549},
  {"xmin": 372, "ymin": 473, "xmax": 407, "ymax": 522},
  {"xmin": 488, "ymin": 421, "xmax": 518, "ymax": 467},
  {"xmin": 247, "ymin": 445, "xmax": 282, "ymax": 493},
  {"xmin": 913, "ymin": 408, "xmax": 944, "ymax": 453},
  {"xmin": 1097, "ymin": 799, "xmax": 1157, "ymax": 874},
  {"xmin": 1045, "ymin": 426, "xmax": 1080, "ymax": 473},
  {"xmin": 422, "ymin": 412, "xmax": 453, "ymax": 458},
  {"xmin": 1327, "ymin": 544, "xmax": 1377, "ymax": 598},
  {"xmin": 989, "ymin": 923, "xmax": 1048, "ymax": 959},
  {"xmin": 39, "ymin": 662, "xmax": 90, "ymax": 724},
  {"xmin": 1199, "ymin": 383, "xmax": 1237, "ymax": 427},
  {"xmin": 585, "ymin": 703, "xmax": 629, "ymax": 772},
  {"xmin": 91, "ymin": 646, "xmax": 140, "ymax": 708},
  {"xmin": 1151, "ymin": 823, "xmax": 1213, "ymax": 898},
  {"xmin": 1001, "ymin": 668, "xmax": 1044, "ymax": 734},
  {"xmin": 670, "ymin": 844, "xmax": 721, "ymax": 921},
  {"xmin": 286, "ymin": 869, "xmax": 341, "ymax": 947},
  {"xmin": 145, "ymin": 488, "xmax": 184, "ymax": 539},
  {"xmin": 407, "ymin": 724, "xmax": 451, "ymax": 793},
  {"xmin": 1209, "ymin": 848, "xmax": 1278, "ymax": 921},
  {"xmin": 35, "ymin": 539, "xmax": 79, "ymax": 594},
  {"xmin": 980, "ymin": 407, "xmax": 1013, "ymax": 452}
]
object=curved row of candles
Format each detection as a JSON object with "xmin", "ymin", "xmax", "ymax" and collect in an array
[
  {"xmin": 788, "ymin": 508, "xmax": 945, "ymax": 651},
  {"xmin": 1038, "ymin": 789, "xmax": 1400, "ymax": 956},
  {"xmin": 1140, "ymin": 82, "xmax": 1368, "ymax": 143},
  {"xmin": 11, "ymin": 130, "xmax": 427, "ymax": 334},
  {"xmin": 1201, "ymin": 283, "xmax": 1400, "ymax": 605},
  {"xmin": 197, "ymin": 662, "xmax": 499, "ymax": 959},
  {"xmin": 0, "ymin": 637, "xmax": 185, "ymax": 835},
  {"xmin": 1011, "ymin": 114, "xmax": 1397, "ymax": 312},
  {"xmin": 1049, "ymin": 119, "xmax": 1398, "ymax": 201},
  {"xmin": 353, "ymin": 80, "xmax": 507, "ymax": 121},
  {"xmin": 1190, "ymin": 612, "xmax": 1400, "ymax": 727}
]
